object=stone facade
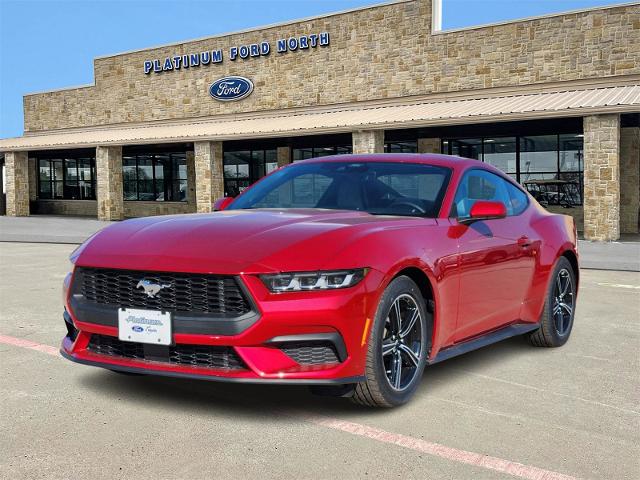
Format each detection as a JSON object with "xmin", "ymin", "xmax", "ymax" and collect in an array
[
  {"xmin": 22, "ymin": 1, "xmax": 639, "ymax": 132},
  {"xmin": 277, "ymin": 146, "xmax": 291, "ymax": 167},
  {"xmin": 583, "ymin": 114, "xmax": 621, "ymax": 241},
  {"xmin": 194, "ymin": 141, "xmax": 224, "ymax": 212},
  {"xmin": 418, "ymin": 138, "xmax": 441, "ymax": 154},
  {"xmin": 96, "ymin": 146, "xmax": 124, "ymax": 221},
  {"xmin": 27, "ymin": 158, "xmax": 37, "ymax": 201},
  {"xmin": 353, "ymin": 130, "xmax": 384, "ymax": 154},
  {"xmin": 5, "ymin": 151, "xmax": 30, "ymax": 216},
  {"xmin": 34, "ymin": 200, "xmax": 97, "ymax": 216},
  {"xmin": 620, "ymin": 127, "xmax": 640, "ymax": 234},
  {"xmin": 124, "ymin": 201, "xmax": 194, "ymax": 218},
  {"xmin": 186, "ymin": 150, "xmax": 197, "ymax": 206}
]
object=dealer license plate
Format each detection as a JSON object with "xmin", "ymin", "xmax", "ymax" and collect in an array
[{"xmin": 118, "ymin": 308, "xmax": 172, "ymax": 346}]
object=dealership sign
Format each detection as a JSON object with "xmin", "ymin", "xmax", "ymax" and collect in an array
[
  {"xmin": 144, "ymin": 32, "xmax": 330, "ymax": 74},
  {"xmin": 209, "ymin": 76, "xmax": 254, "ymax": 102}
]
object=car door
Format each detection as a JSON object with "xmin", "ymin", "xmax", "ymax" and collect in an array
[{"xmin": 452, "ymin": 169, "xmax": 536, "ymax": 342}]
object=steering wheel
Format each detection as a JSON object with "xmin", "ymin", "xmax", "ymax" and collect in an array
[{"xmin": 389, "ymin": 199, "xmax": 427, "ymax": 214}]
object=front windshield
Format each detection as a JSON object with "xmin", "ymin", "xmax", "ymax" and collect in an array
[{"xmin": 227, "ymin": 161, "xmax": 452, "ymax": 217}]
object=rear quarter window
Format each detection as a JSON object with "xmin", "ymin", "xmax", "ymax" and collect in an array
[{"xmin": 506, "ymin": 182, "xmax": 529, "ymax": 216}]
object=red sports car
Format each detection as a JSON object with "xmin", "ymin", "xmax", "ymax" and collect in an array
[{"xmin": 61, "ymin": 154, "xmax": 579, "ymax": 407}]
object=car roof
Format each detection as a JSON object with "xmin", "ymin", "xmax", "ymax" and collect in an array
[
  {"xmin": 296, "ymin": 153, "xmax": 482, "ymax": 168},
  {"xmin": 295, "ymin": 153, "xmax": 497, "ymax": 174}
]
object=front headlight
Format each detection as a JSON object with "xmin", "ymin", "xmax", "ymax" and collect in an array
[{"xmin": 260, "ymin": 268, "xmax": 368, "ymax": 292}]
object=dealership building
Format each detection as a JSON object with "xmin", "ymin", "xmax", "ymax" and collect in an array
[{"xmin": 0, "ymin": 0, "xmax": 638, "ymax": 241}]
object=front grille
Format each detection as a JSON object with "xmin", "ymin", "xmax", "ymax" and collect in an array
[
  {"xmin": 87, "ymin": 334, "xmax": 246, "ymax": 370},
  {"xmin": 79, "ymin": 268, "xmax": 251, "ymax": 316},
  {"xmin": 280, "ymin": 342, "xmax": 340, "ymax": 365}
]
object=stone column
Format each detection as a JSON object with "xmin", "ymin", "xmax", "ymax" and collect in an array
[
  {"xmin": 620, "ymin": 126, "xmax": 639, "ymax": 234},
  {"xmin": 352, "ymin": 130, "xmax": 384, "ymax": 154},
  {"xmin": 418, "ymin": 138, "xmax": 441, "ymax": 154},
  {"xmin": 186, "ymin": 150, "xmax": 197, "ymax": 209},
  {"xmin": 5, "ymin": 151, "xmax": 30, "ymax": 216},
  {"xmin": 96, "ymin": 146, "xmax": 124, "ymax": 221},
  {"xmin": 28, "ymin": 157, "xmax": 38, "ymax": 201},
  {"xmin": 194, "ymin": 141, "xmax": 224, "ymax": 213},
  {"xmin": 583, "ymin": 114, "xmax": 621, "ymax": 241},
  {"xmin": 277, "ymin": 146, "xmax": 291, "ymax": 167}
]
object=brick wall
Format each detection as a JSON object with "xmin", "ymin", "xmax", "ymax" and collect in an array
[{"xmin": 23, "ymin": 1, "xmax": 639, "ymax": 132}]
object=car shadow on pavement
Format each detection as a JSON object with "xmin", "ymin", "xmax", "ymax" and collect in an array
[{"xmin": 78, "ymin": 335, "xmax": 533, "ymax": 418}]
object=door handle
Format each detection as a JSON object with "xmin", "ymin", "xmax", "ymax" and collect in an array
[{"xmin": 517, "ymin": 236, "xmax": 532, "ymax": 248}]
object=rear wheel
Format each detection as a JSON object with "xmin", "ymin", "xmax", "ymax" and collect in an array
[
  {"xmin": 528, "ymin": 256, "xmax": 576, "ymax": 347},
  {"xmin": 351, "ymin": 276, "xmax": 428, "ymax": 407}
]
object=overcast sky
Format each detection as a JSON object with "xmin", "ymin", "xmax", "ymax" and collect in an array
[{"xmin": 0, "ymin": 0, "xmax": 623, "ymax": 138}]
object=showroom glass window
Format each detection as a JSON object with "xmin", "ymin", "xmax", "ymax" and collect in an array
[
  {"xmin": 442, "ymin": 134, "xmax": 584, "ymax": 205},
  {"xmin": 384, "ymin": 141, "xmax": 418, "ymax": 153},
  {"xmin": 123, "ymin": 152, "xmax": 187, "ymax": 202},
  {"xmin": 223, "ymin": 149, "xmax": 277, "ymax": 197},
  {"xmin": 36, "ymin": 152, "xmax": 96, "ymax": 200},
  {"xmin": 292, "ymin": 145, "xmax": 352, "ymax": 161}
]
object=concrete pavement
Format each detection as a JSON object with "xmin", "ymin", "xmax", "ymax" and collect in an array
[{"xmin": 1, "ymin": 242, "xmax": 639, "ymax": 479}]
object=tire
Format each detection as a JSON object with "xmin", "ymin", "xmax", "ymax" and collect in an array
[
  {"xmin": 528, "ymin": 256, "xmax": 576, "ymax": 347},
  {"xmin": 351, "ymin": 276, "xmax": 429, "ymax": 407}
]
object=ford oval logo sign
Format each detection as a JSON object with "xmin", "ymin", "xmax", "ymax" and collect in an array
[
  {"xmin": 209, "ymin": 76, "xmax": 254, "ymax": 102},
  {"xmin": 132, "ymin": 326, "xmax": 144, "ymax": 333}
]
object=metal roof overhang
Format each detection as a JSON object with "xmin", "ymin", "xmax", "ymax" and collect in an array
[{"xmin": 1, "ymin": 84, "xmax": 639, "ymax": 152}]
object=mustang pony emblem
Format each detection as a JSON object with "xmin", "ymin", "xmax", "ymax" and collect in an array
[{"xmin": 136, "ymin": 279, "xmax": 171, "ymax": 298}]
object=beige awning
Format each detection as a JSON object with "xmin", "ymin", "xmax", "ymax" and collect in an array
[{"xmin": 2, "ymin": 84, "xmax": 639, "ymax": 152}]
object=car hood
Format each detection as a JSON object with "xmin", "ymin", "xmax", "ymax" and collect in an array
[{"xmin": 74, "ymin": 209, "xmax": 434, "ymax": 274}]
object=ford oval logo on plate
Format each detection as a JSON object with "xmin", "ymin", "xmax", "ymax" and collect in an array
[
  {"xmin": 209, "ymin": 76, "xmax": 254, "ymax": 102},
  {"xmin": 132, "ymin": 326, "xmax": 144, "ymax": 333}
]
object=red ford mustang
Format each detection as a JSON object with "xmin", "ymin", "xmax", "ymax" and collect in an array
[{"xmin": 61, "ymin": 154, "xmax": 579, "ymax": 407}]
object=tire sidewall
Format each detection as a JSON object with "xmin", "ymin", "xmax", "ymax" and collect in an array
[
  {"xmin": 369, "ymin": 276, "xmax": 429, "ymax": 405},
  {"xmin": 544, "ymin": 257, "xmax": 576, "ymax": 346}
]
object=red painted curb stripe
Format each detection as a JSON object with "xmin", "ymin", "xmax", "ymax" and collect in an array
[
  {"xmin": 307, "ymin": 416, "xmax": 580, "ymax": 480},
  {"xmin": 0, "ymin": 333, "xmax": 580, "ymax": 479},
  {"xmin": 0, "ymin": 334, "xmax": 59, "ymax": 356}
]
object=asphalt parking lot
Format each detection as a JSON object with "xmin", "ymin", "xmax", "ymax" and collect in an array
[{"xmin": 1, "ymin": 242, "xmax": 638, "ymax": 480}]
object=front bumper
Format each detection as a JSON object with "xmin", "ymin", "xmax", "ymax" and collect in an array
[{"xmin": 61, "ymin": 270, "xmax": 383, "ymax": 384}]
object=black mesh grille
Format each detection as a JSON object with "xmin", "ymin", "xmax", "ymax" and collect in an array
[
  {"xmin": 280, "ymin": 342, "xmax": 340, "ymax": 365},
  {"xmin": 79, "ymin": 268, "xmax": 251, "ymax": 316},
  {"xmin": 87, "ymin": 334, "xmax": 246, "ymax": 370},
  {"xmin": 88, "ymin": 334, "xmax": 145, "ymax": 359}
]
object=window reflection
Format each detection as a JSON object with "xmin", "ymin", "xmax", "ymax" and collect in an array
[
  {"xmin": 122, "ymin": 151, "xmax": 187, "ymax": 202},
  {"xmin": 223, "ymin": 148, "xmax": 278, "ymax": 197},
  {"xmin": 384, "ymin": 141, "xmax": 417, "ymax": 153},
  {"xmin": 441, "ymin": 133, "xmax": 584, "ymax": 205},
  {"xmin": 483, "ymin": 137, "xmax": 516, "ymax": 176},
  {"xmin": 36, "ymin": 152, "xmax": 96, "ymax": 200}
]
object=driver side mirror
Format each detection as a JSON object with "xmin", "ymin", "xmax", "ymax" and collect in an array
[
  {"xmin": 213, "ymin": 196, "xmax": 234, "ymax": 211},
  {"xmin": 459, "ymin": 200, "xmax": 507, "ymax": 224}
]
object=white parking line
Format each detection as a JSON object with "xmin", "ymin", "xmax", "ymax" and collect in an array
[
  {"xmin": 2, "ymin": 333, "xmax": 583, "ymax": 480},
  {"xmin": 307, "ymin": 416, "xmax": 580, "ymax": 480},
  {"xmin": 595, "ymin": 282, "xmax": 640, "ymax": 289}
]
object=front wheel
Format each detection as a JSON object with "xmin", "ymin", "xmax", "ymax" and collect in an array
[
  {"xmin": 528, "ymin": 256, "xmax": 576, "ymax": 347},
  {"xmin": 351, "ymin": 276, "xmax": 429, "ymax": 407}
]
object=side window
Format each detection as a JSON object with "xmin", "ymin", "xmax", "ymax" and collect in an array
[
  {"xmin": 452, "ymin": 170, "xmax": 512, "ymax": 218},
  {"xmin": 506, "ymin": 182, "xmax": 529, "ymax": 216}
]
